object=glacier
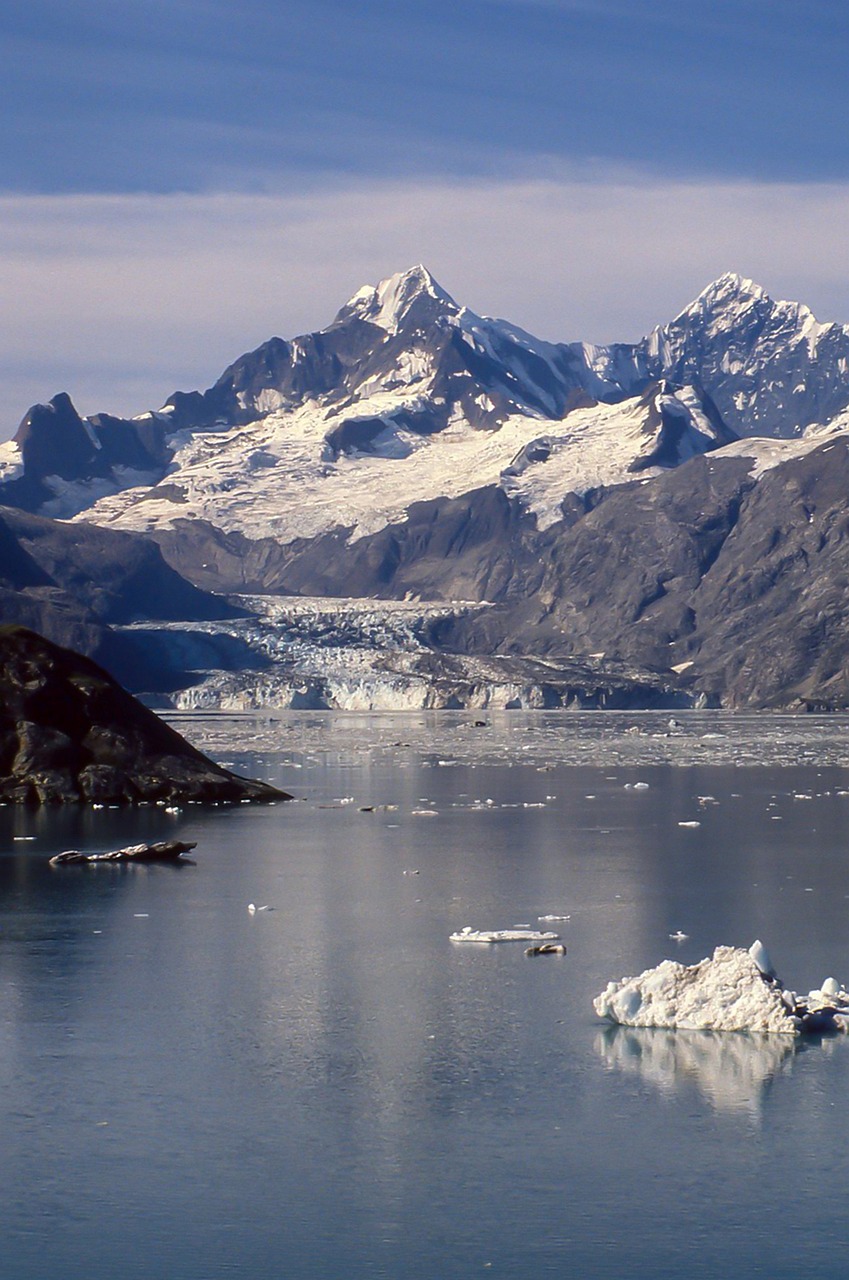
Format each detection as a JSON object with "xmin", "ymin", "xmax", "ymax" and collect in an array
[{"xmin": 125, "ymin": 593, "xmax": 686, "ymax": 712}]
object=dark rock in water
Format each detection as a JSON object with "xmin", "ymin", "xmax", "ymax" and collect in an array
[
  {"xmin": 0, "ymin": 626, "xmax": 289, "ymax": 806},
  {"xmin": 50, "ymin": 839, "xmax": 198, "ymax": 865}
]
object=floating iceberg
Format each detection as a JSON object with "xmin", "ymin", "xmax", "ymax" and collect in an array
[
  {"xmin": 450, "ymin": 927, "xmax": 560, "ymax": 944},
  {"xmin": 594, "ymin": 942, "xmax": 849, "ymax": 1036}
]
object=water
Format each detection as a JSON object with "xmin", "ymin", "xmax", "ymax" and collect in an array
[{"xmin": 3, "ymin": 711, "xmax": 849, "ymax": 1278}]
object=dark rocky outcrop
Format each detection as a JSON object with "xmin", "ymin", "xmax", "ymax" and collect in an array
[
  {"xmin": 2, "ymin": 393, "xmax": 172, "ymax": 513},
  {"xmin": 50, "ymin": 840, "xmax": 197, "ymax": 865},
  {"xmin": 0, "ymin": 626, "xmax": 289, "ymax": 805}
]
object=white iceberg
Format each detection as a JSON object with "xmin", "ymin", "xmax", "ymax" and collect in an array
[
  {"xmin": 594, "ymin": 942, "xmax": 849, "ymax": 1036},
  {"xmin": 450, "ymin": 927, "xmax": 560, "ymax": 944}
]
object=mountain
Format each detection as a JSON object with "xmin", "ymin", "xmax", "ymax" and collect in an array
[
  {"xmin": 0, "ymin": 391, "xmax": 171, "ymax": 516},
  {"xmin": 642, "ymin": 273, "xmax": 849, "ymax": 439},
  {"xmin": 154, "ymin": 427, "xmax": 849, "ymax": 710},
  {"xmin": 2, "ymin": 267, "xmax": 845, "ymax": 544},
  {"xmin": 2, "ymin": 266, "xmax": 849, "ymax": 709},
  {"xmin": 0, "ymin": 267, "xmax": 741, "ymax": 550}
]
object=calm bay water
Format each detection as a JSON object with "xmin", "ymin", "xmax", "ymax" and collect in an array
[{"xmin": 3, "ymin": 711, "xmax": 849, "ymax": 1278}]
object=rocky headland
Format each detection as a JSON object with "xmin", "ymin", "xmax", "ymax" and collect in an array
[{"xmin": 0, "ymin": 626, "xmax": 288, "ymax": 805}]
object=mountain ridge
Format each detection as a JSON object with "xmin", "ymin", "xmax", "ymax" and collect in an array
[{"xmin": 3, "ymin": 266, "xmax": 849, "ymax": 710}]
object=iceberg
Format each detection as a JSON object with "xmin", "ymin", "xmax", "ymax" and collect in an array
[
  {"xmin": 450, "ymin": 927, "xmax": 560, "ymax": 944},
  {"xmin": 594, "ymin": 942, "xmax": 849, "ymax": 1036}
]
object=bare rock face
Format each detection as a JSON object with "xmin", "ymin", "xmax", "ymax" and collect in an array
[{"xmin": 0, "ymin": 626, "xmax": 289, "ymax": 805}]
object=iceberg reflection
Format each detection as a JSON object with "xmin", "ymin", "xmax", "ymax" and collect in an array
[{"xmin": 595, "ymin": 1024, "xmax": 802, "ymax": 1119}]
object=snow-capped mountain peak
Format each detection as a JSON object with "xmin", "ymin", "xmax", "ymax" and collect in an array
[
  {"xmin": 644, "ymin": 272, "xmax": 849, "ymax": 438},
  {"xmin": 695, "ymin": 271, "xmax": 766, "ymax": 306},
  {"xmin": 336, "ymin": 264, "xmax": 459, "ymax": 334},
  {"xmin": 672, "ymin": 271, "xmax": 840, "ymax": 347},
  {"xmin": 5, "ymin": 266, "xmax": 849, "ymax": 541}
]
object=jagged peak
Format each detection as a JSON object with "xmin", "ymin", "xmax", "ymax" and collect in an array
[
  {"xmin": 663, "ymin": 272, "xmax": 843, "ymax": 354},
  {"xmin": 703, "ymin": 271, "xmax": 766, "ymax": 299},
  {"xmin": 337, "ymin": 264, "xmax": 458, "ymax": 333},
  {"xmin": 678, "ymin": 273, "xmax": 771, "ymax": 318}
]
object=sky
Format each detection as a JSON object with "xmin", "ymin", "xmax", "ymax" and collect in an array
[{"xmin": 3, "ymin": 0, "xmax": 849, "ymax": 435}]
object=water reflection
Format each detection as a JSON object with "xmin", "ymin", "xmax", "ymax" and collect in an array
[{"xmin": 595, "ymin": 1024, "xmax": 804, "ymax": 1119}]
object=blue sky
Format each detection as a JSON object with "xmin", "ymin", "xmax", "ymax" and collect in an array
[
  {"xmin": 3, "ymin": 0, "xmax": 849, "ymax": 430},
  {"xmin": 6, "ymin": 0, "xmax": 849, "ymax": 191}
]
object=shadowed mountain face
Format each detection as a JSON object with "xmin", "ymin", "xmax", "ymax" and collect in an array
[
  {"xmin": 0, "ymin": 626, "xmax": 289, "ymax": 805},
  {"xmin": 0, "ymin": 506, "xmax": 248, "ymax": 692},
  {"xmin": 409, "ymin": 441, "xmax": 849, "ymax": 710}
]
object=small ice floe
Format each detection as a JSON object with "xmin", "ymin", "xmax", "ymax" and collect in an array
[
  {"xmin": 669, "ymin": 931, "xmax": 689, "ymax": 943},
  {"xmin": 411, "ymin": 808, "xmax": 439, "ymax": 817},
  {"xmin": 450, "ymin": 927, "xmax": 561, "ymax": 944},
  {"xmin": 247, "ymin": 903, "xmax": 272, "ymax": 914},
  {"xmin": 539, "ymin": 914, "xmax": 571, "ymax": 922},
  {"xmin": 678, "ymin": 821, "xmax": 701, "ymax": 829},
  {"xmin": 402, "ymin": 869, "xmax": 420, "ymax": 876},
  {"xmin": 13, "ymin": 836, "xmax": 36, "ymax": 842},
  {"xmin": 594, "ymin": 940, "xmax": 849, "ymax": 1036}
]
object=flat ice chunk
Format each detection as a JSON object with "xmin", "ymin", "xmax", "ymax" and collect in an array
[
  {"xmin": 594, "ymin": 945, "xmax": 800, "ymax": 1034},
  {"xmin": 451, "ymin": 927, "xmax": 560, "ymax": 944}
]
